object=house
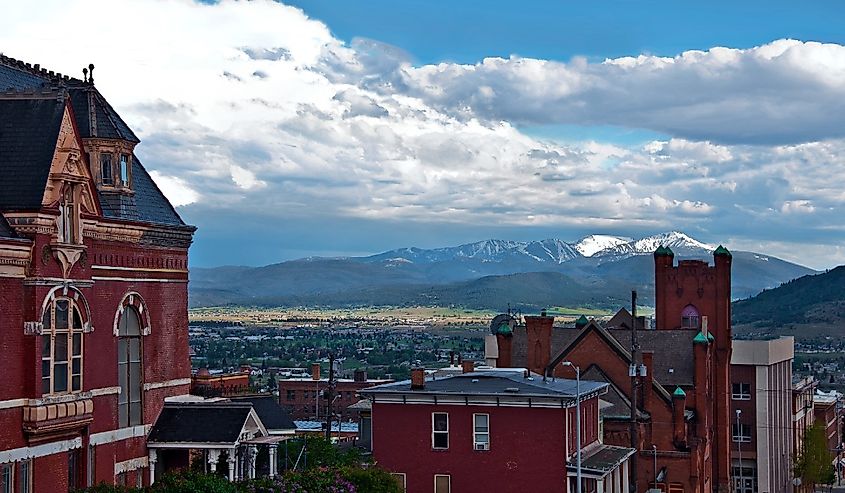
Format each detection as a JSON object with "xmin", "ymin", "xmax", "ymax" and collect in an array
[
  {"xmin": 792, "ymin": 376, "xmax": 817, "ymax": 493},
  {"xmin": 0, "ymin": 55, "xmax": 194, "ymax": 490},
  {"xmin": 359, "ymin": 367, "xmax": 635, "ymax": 493},
  {"xmin": 487, "ymin": 246, "xmax": 735, "ymax": 493}
]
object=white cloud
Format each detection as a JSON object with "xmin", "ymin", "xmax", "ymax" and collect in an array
[{"xmin": 2, "ymin": 1, "xmax": 845, "ymax": 265}]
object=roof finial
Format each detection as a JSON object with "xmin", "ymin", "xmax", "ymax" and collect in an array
[
  {"xmin": 88, "ymin": 63, "xmax": 95, "ymax": 85},
  {"xmin": 82, "ymin": 67, "xmax": 88, "ymax": 83}
]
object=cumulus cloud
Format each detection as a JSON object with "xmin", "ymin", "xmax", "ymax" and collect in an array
[{"xmin": 2, "ymin": 0, "xmax": 844, "ymax": 267}]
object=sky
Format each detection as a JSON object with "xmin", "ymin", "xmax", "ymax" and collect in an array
[{"xmin": 2, "ymin": 0, "xmax": 845, "ymax": 269}]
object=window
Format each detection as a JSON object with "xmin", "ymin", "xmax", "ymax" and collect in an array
[
  {"xmin": 391, "ymin": 473, "xmax": 406, "ymax": 492},
  {"xmin": 473, "ymin": 413, "xmax": 490, "ymax": 450},
  {"xmin": 287, "ymin": 390, "xmax": 296, "ymax": 401},
  {"xmin": 1, "ymin": 463, "xmax": 12, "ymax": 493},
  {"xmin": 732, "ymin": 467, "xmax": 756, "ymax": 493},
  {"xmin": 732, "ymin": 423, "xmax": 751, "ymax": 443},
  {"xmin": 432, "ymin": 413, "xmax": 449, "ymax": 449},
  {"xmin": 19, "ymin": 459, "xmax": 31, "ymax": 493},
  {"xmin": 681, "ymin": 305, "xmax": 700, "ymax": 329},
  {"xmin": 434, "ymin": 474, "xmax": 451, "ymax": 493},
  {"xmin": 119, "ymin": 154, "xmax": 130, "ymax": 186},
  {"xmin": 100, "ymin": 153, "xmax": 114, "ymax": 185},
  {"xmin": 68, "ymin": 449, "xmax": 81, "ymax": 492},
  {"xmin": 118, "ymin": 306, "xmax": 143, "ymax": 427},
  {"xmin": 732, "ymin": 383, "xmax": 751, "ymax": 400},
  {"xmin": 59, "ymin": 185, "xmax": 79, "ymax": 244},
  {"xmin": 87, "ymin": 446, "xmax": 95, "ymax": 487},
  {"xmin": 41, "ymin": 298, "xmax": 84, "ymax": 394}
]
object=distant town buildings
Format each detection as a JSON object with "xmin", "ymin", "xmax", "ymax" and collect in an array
[{"xmin": 278, "ymin": 364, "xmax": 391, "ymax": 421}]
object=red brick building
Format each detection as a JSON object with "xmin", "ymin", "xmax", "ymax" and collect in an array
[
  {"xmin": 0, "ymin": 56, "xmax": 194, "ymax": 490},
  {"xmin": 278, "ymin": 364, "xmax": 390, "ymax": 421},
  {"xmin": 190, "ymin": 368, "xmax": 251, "ymax": 397},
  {"xmin": 361, "ymin": 367, "xmax": 634, "ymax": 493},
  {"xmin": 488, "ymin": 246, "xmax": 734, "ymax": 493}
]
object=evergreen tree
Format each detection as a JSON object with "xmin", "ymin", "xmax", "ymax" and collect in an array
[{"xmin": 795, "ymin": 423, "xmax": 835, "ymax": 489}]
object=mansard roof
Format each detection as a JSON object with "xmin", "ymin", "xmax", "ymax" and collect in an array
[
  {"xmin": 0, "ymin": 97, "xmax": 66, "ymax": 211},
  {"xmin": 0, "ymin": 55, "xmax": 188, "ymax": 228}
]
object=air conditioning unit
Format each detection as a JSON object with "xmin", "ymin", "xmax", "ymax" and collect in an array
[{"xmin": 475, "ymin": 443, "xmax": 489, "ymax": 451}]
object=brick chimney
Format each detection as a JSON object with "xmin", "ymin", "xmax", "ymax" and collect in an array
[
  {"xmin": 461, "ymin": 360, "xmax": 475, "ymax": 374},
  {"xmin": 353, "ymin": 369, "xmax": 367, "ymax": 382},
  {"xmin": 411, "ymin": 368, "xmax": 425, "ymax": 390},
  {"xmin": 311, "ymin": 363, "xmax": 321, "ymax": 381},
  {"xmin": 672, "ymin": 386, "xmax": 687, "ymax": 447},
  {"xmin": 496, "ymin": 333, "xmax": 513, "ymax": 368},
  {"xmin": 525, "ymin": 311, "xmax": 554, "ymax": 375}
]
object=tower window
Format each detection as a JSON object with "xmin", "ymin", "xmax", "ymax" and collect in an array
[
  {"xmin": 41, "ymin": 298, "xmax": 85, "ymax": 394},
  {"xmin": 59, "ymin": 185, "xmax": 80, "ymax": 244},
  {"xmin": 100, "ymin": 154, "xmax": 114, "ymax": 185},
  {"xmin": 681, "ymin": 305, "xmax": 700, "ymax": 329},
  {"xmin": 118, "ymin": 306, "xmax": 143, "ymax": 427}
]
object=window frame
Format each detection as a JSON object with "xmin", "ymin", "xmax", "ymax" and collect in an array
[
  {"xmin": 41, "ymin": 297, "xmax": 84, "ymax": 395},
  {"xmin": 391, "ymin": 473, "xmax": 406, "ymax": 492},
  {"xmin": 1, "ymin": 463, "xmax": 13, "ymax": 493},
  {"xmin": 731, "ymin": 383, "xmax": 752, "ymax": 400},
  {"xmin": 473, "ymin": 413, "xmax": 490, "ymax": 451},
  {"xmin": 434, "ymin": 474, "xmax": 451, "ymax": 493},
  {"xmin": 19, "ymin": 459, "xmax": 31, "ymax": 493},
  {"xmin": 432, "ymin": 412, "xmax": 449, "ymax": 450},
  {"xmin": 59, "ymin": 184, "xmax": 80, "ymax": 245},
  {"xmin": 732, "ymin": 423, "xmax": 752, "ymax": 443},
  {"xmin": 119, "ymin": 154, "xmax": 131, "ymax": 187},
  {"xmin": 100, "ymin": 153, "xmax": 114, "ymax": 186},
  {"xmin": 118, "ymin": 306, "xmax": 144, "ymax": 428}
]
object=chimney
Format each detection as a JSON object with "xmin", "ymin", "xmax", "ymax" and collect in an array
[
  {"xmin": 672, "ymin": 386, "xmax": 687, "ymax": 446},
  {"xmin": 525, "ymin": 312, "xmax": 554, "ymax": 375},
  {"xmin": 354, "ymin": 369, "xmax": 367, "ymax": 382},
  {"xmin": 411, "ymin": 368, "xmax": 425, "ymax": 390},
  {"xmin": 197, "ymin": 368, "xmax": 210, "ymax": 377},
  {"xmin": 450, "ymin": 351, "xmax": 455, "ymax": 366},
  {"xmin": 461, "ymin": 360, "xmax": 475, "ymax": 374},
  {"xmin": 496, "ymin": 333, "xmax": 513, "ymax": 368},
  {"xmin": 641, "ymin": 352, "xmax": 654, "ymax": 409},
  {"xmin": 240, "ymin": 364, "xmax": 251, "ymax": 374},
  {"xmin": 311, "ymin": 363, "xmax": 321, "ymax": 381}
]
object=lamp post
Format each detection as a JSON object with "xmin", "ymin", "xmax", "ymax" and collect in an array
[
  {"xmin": 563, "ymin": 361, "xmax": 581, "ymax": 493},
  {"xmin": 652, "ymin": 444, "xmax": 657, "ymax": 489},
  {"xmin": 736, "ymin": 409, "xmax": 743, "ymax": 493}
]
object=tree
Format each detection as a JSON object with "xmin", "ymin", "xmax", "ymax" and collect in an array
[{"xmin": 795, "ymin": 423, "xmax": 835, "ymax": 490}]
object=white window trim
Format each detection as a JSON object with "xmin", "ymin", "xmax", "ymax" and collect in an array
[
  {"xmin": 473, "ymin": 413, "xmax": 490, "ymax": 451},
  {"xmin": 1, "ymin": 463, "xmax": 14, "ymax": 493},
  {"xmin": 732, "ymin": 423, "xmax": 752, "ymax": 443},
  {"xmin": 432, "ymin": 412, "xmax": 449, "ymax": 450},
  {"xmin": 41, "ymin": 297, "xmax": 85, "ymax": 395},
  {"xmin": 391, "ymin": 473, "xmax": 406, "ymax": 491},
  {"xmin": 434, "ymin": 474, "xmax": 451, "ymax": 493},
  {"xmin": 731, "ymin": 383, "xmax": 752, "ymax": 401}
]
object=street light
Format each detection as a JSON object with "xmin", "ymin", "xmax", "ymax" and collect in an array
[
  {"xmin": 563, "ymin": 361, "xmax": 581, "ymax": 493},
  {"xmin": 736, "ymin": 409, "xmax": 743, "ymax": 493},
  {"xmin": 652, "ymin": 444, "xmax": 657, "ymax": 489}
]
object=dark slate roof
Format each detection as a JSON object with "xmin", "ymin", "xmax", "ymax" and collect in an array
[
  {"xmin": 97, "ymin": 156, "xmax": 187, "ymax": 227},
  {"xmin": 568, "ymin": 444, "xmax": 636, "ymax": 475},
  {"xmin": 0, "ymin": 214, "xmax": 17, "ymax": 238},
  {"xmin": 361, "ymin": 370, "xmax": 607, "ymax": 400},
  {"xmin": 606, "ymin": 329, "xmax": 697, "ymax": 386},
  {"xmin": 230, "ymin": 395, "xmax": 295, "ymax": 431},
  {"xmin": 0, "ymin": 98, "xmax": 65, "ymax": 211},
  {"xmin": 148, "ymin": 403, "xmax": 254, "ymax": 444}
]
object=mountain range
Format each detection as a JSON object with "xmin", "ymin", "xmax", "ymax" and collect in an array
[{"xmin": 190, "ymin": 231, "xmax": 815, "ymax": 311}]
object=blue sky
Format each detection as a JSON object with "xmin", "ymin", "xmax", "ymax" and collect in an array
[{"xmin": 3, "ymin": 1, "xmax": 845, "ymax": 269}]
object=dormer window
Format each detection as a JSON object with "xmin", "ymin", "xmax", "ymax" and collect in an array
[
  {"xmin": 100, "ymin": 154, "xmax": 114, "ymax": 185},
  {"xmin": 119, "ymin": 154, "xmax": 130, "ymax": 187},
  {"xmin": 59, "ymin": 185, "xmax": 80, "ymax": 244}
]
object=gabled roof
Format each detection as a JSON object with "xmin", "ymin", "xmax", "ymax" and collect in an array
[
  {"xmin": 148, "ymin": 402, "xmax": 265, "ymax": 445},
  {"xmin": 230, "ymin": 395, "xmax": 295, "ymax": 431},
  {"xmin": 0, "ymin": 97, "xmax": 66, "ymax": 211},
  {"xmin": 581, "ymin": 365, "xmax": 648, "ymax": 420}
]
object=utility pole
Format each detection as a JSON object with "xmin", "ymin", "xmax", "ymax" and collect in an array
[
  {"xmin": 630, "ymin": 290, "xmax": 639, "ymax": 493},
  {"xmin": 324, "ymin": 353, "xmax": 336, "ymax": 440}
]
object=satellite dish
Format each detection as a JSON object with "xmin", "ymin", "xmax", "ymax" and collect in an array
[{"xmin": 490, "ymin": 313, "xmax": 516, "ymax": 336}]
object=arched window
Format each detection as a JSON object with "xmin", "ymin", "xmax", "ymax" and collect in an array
[
  {"xmin": 681, "ymin": 305, "xmax": 700, "ymax": 329},
  {"xmin": 41, "ymin": 298, "xmax": 84, "ymax": 394},
  {"xmin": 118, "ymin": 306, "xmax": 143, "ymax": 427}
]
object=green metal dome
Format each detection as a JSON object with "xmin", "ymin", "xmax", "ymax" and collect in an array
[
  {"xmin": 575, "ymin": 315, "xmax": 589, "ymax": 328},
  {"xmin": 496, "ymin": 323, "xmax": 513, "ymax": 336},
  {"xmin": 714, "ymin": 245, "xmax": 732, "ymax": 258},
  {"xmin": 693, "ymin": 331, "xmax": 710, "ymax": 345},
  {"xmin": 673, "ymin": 386, "xmax": 687, "ymax": 398}
]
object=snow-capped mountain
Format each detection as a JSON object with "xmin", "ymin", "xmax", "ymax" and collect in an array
[
  {"xmin": 591, "ymin": 231, "xmax": 716, "ymax": 261},
  {"xmin": 573, "ymin": 235, "xmax": 632, "ymax": 257},
  {"xmin": 367, "ymin": 238, "xmax": 581, "ymax": 265}
]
